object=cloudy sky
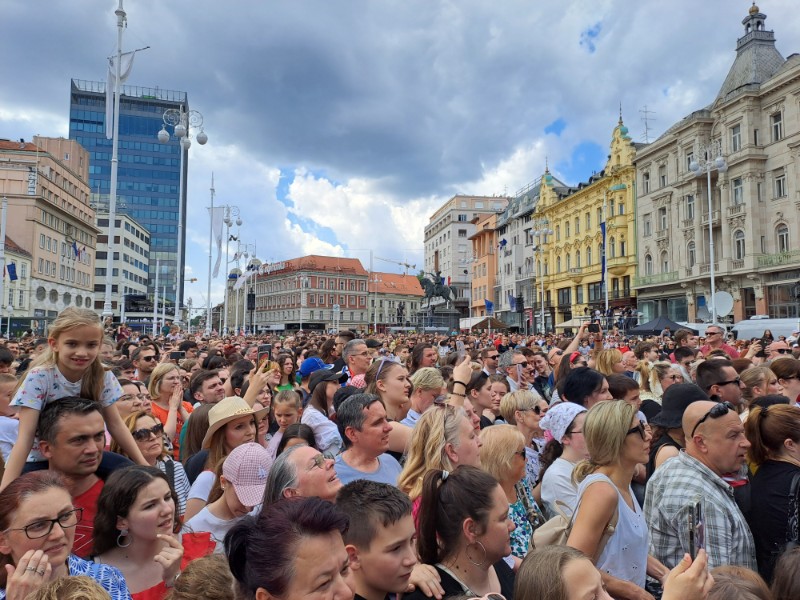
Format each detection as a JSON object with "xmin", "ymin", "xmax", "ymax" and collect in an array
[{"xmin": 1, "ymin": 0, "xmax": 798, "ymax": 310}]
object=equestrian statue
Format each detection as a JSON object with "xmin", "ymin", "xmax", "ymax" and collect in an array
[{"xmin": 420, "ymin": 271, "xmax": 455, "ymax": 309}]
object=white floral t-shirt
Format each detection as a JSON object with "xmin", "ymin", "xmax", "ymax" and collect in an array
[{"xmin": 12, "ymin": 365, "xmax": 122, "ymax": 462}]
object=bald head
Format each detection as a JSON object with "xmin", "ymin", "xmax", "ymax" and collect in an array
[{"xmin": 682, "ymin": 401, "xmax": 718, "ymax": 439}]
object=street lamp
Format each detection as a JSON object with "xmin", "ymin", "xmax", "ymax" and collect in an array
[
  {"xmin": 157, "ymin": 106, "xmax": 207, "ymax": 324},
  {"xmin": 222, "ymin": 205, "xmax": 242, "ymax": 335},
  {"xmin": 689, "ymin": 140, "xmax": 727, "ymax": 325},
  {"xmin": 532, "ymin": 218, "xmax": 553, "ymax": 335}
]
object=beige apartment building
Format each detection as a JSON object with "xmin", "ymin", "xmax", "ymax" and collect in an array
[
  {"xmin": 0, "ymin": 137, "xmax": 98, "ymax": 323},
  {"xmin": 635, "ymin": 5, "xmax": 800, "ymax": 322},
  {"xmin": 469, "ymin": 213, "xmax": 498, "ymax": 319}
]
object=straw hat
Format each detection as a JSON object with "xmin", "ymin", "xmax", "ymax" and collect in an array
[{"xmin": 202, "ymin": 396, "xmax": 269, "ymax": 448}]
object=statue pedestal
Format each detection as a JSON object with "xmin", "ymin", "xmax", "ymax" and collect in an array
[{"xmin": 415, "ymin": 306, "xmax": 461, "ymax": 332}]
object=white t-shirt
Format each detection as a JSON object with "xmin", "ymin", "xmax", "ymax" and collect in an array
[
  {"xmin": 12, "ymin": 365, "xmax": 122, "ymax": 461},
  {"xmin": 182, "ymin": 506, "xmax": 255, "ymax": 552},
  {"xmin": 188, "ymin": 470, "xmax": 216, "ymax": 502},
  {"xmin": 0, "ymin": 416, "xmax": 18, "ymax": 462},
  {"xmin": 541, "ymin": 457, "xmax": 579, "ymax": 519},
  {"xmin": 301, "ymin": 406, "xmax": 342, "ymax": 457}
]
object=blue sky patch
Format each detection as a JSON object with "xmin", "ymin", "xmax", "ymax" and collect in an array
[
  {"xmin": 580, "ymin": 22, "xmax": 602, "ymax": 53},
  {"xmin": 544, "ymin": 118, "xmax": 567, "ymax": 136},
  {"xmin": 556, "ymin": 141, "xmax": 606, "ymax": 184}
]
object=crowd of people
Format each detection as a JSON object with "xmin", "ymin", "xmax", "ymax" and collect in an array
[{"xmin": 0, "ymin": 309, "xmax": 798, "ymax": 599}]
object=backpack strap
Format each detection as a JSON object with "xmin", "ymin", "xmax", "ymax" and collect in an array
[{"xmin": 164, "ymin": 458, "xmax": 176, "ymax": 492}]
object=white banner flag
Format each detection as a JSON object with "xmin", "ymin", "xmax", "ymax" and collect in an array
[
  {"xmin": 106, "ymin": 51, "xmax": 137, "ymax": 140},
  {"xmin": 233, "ymin": 268, "xmax": 255, "ymax": 291},
  {"xmin": 210, "ymin": 206, "xmax": 225, "ymax": 277}
]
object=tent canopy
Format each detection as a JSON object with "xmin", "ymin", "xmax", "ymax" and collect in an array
[
  {"xmin": 467, "ymin": 316, "xmax": 508, "ymax": 331},
  {"xmin": 555, "ymin": 317, "xmax": 587, "ymax": 329},
  {"xmin": 627, "ymin": 316, "xmax": 697, "ymax": 336}
]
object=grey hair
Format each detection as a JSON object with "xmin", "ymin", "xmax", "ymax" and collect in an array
[
  {"xmin": 263, "ymin": 444, "xmax": 302, "ymax": 506},
  {"xmin": 342, "ymin": 339, "xmax": 366, "ymax": 362},
  {"xmin": 336, "ymin": 393, "xmax": 384, "ymax": 449}
]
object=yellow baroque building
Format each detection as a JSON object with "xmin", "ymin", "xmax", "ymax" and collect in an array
[{"xmin": 534, "ymin": 119, "xmax": 639, "ymax": 330}]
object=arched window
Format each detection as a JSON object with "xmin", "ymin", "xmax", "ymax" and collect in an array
[
  {"xmin": 609, "ymin": 236, "xmax": 616, "ymax": 259},
  {"xmin": 687, "ymin": 242, "xmax": 696, "ymax": 268},
  {"xmin": 556, "ymin": 256, "xmax": 561, "ymax": 273},
  {"xmin": 734, "ymin": 230, "xmax": 745, "ymax": 260},
  {"xmin": 566, "ymin": 254, "xmax": 572, "ymax": 270},
  {"xmin": 645, "ymin": 254, "xmax": 653, "ymax": 275},
  {"xmin": 575, "ymin": 250, "xmax": 581, "ymax": 268},
  {"xmin": 660, "ymin": 251, "xmax": 669, "ymax": 272},
  {"xmin": 587, "ymin": 246, "xmax": 592, "ymax": 265},
  {"xmin": 777, "ymin": 224, "xmax": 789, "ymax": 253}
]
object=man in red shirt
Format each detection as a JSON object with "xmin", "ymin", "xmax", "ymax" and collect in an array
[
  {"xmin": 38, "ymin": 397, "xmax": 116, "ymax": 558},
  {"xmin": 698, "ymin": 325, "xmax": 739, "ymax": 359}
]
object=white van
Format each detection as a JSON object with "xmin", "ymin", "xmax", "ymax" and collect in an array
[{"xmin": 731, "ymin": 316, "xmax": 800, "ymax": 341}]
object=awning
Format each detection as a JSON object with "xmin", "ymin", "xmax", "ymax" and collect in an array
[
  {"xmin": 555, "ymin": 317, "xmax": 588, "ymax": 329},
  {"xmin": 465, "ymin": 316, "xmax": 509, "ymax": 330}
]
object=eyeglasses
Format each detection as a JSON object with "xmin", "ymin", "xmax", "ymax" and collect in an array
[
  {"xmin": 626, "ymin": 420, "xmax": 647, "ymax": 440},
  {"xmin": 775, "ymin": 349, "xmax": 792, "ymax": 355},
  {"xmin": 714, "ymin": 377, "xmax": 741, "ymax": 388},
  {"xmin": 132, "ymin": 422, "xmax": 164, "ymax": 441},
  {"xmin": 521, "ymin": 405, "xmax": 546, "ymax": 416},
  {"xmin": 666, "ymin": 374, "xmax": 683, "ymax": 381},
  {"xmin": 486, "ymin": 354, "xmax": 499, "ymax": 360},
  {"xmin": 706, "ymin": 331, "xmax": 722, "ymax": 336},
  {"xmin": 140, "ymin": 355, "xmax": 157, "ymax": 362},
  {"xmin": 306, "ymin": 453, "xmax": 326, "ymax": 471},
  {"xmin": 514, "ymin": 361, "xmax": 529, "ymax": 368},
  {"xmin": 515, "ymin": 448, "xmax": 527, "ymax": 458},
  {"xmin": 690, "ymin": 401, "xmax": 734, "ymax": 437},
  {"xmin": 5, "ymin": 508, "xmax": 83, "ymax": 540}
]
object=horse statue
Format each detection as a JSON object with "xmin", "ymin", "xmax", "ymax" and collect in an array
[{"xmin": 420, "ymin": 272, "xmax": 455, "ymax": 309}]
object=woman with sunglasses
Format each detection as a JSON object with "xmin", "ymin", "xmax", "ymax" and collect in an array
[
  {"xmin": 567, "ymin": 401, "xmax": 669, "ymax": 600},
  {"xmin": 111, "ymin": 412, "xmax": 191, "ymax": 518},
  {"xmin": 770, "ymin": 357, "xmax": 800, "ymax": 405},
  {"xmin": 499, "ymin": 390, "xmax": 548, "ymax": 488},
  {"xmin": 0, "ymin": 471, "xmax": 131, "ymax": 600},
  {"xmin": 638, "ymin": 361, "xmax": 682, "ymax": 411},
  {"xmin": 116, "ymin": 379, "xmax": 152, "ymax": 421}
]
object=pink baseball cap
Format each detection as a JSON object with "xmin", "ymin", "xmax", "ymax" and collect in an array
[{"xmin": 222, "ymin": 442, "xmax": 272, "ymax": 507}]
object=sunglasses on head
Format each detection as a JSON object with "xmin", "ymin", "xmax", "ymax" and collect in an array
[
  {"xmin": 690, "ymin": 401, "xmax": 734, "ymax": 437},
  {"xmin": 132, "ymin": 422, "xmax": 164, "ymax": 441}
]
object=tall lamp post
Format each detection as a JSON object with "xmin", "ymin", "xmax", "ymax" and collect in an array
[
  {"xmin": 689, "ymin": 140, "xmax": 727, "ymax": 325},
  {"xmin": 157, "ymin": 106, "xmax": 207, "ymax": 325},
  {"xmin": 532, "ymin": 218, "xmax": 553, "ymax": 334},
  {"xmin": 222, "ymin": 205, "xmax": 242, "ymax": 335}
]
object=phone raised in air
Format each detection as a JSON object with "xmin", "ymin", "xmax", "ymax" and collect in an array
[
  {"xmin": 688, "ymin": 500, "xmax": 705, "ymax": 559},
  {"xmin": 257, "ymin": 344, "xmax": 273, "ymax": 366},
  {"xmin": 169, "ymin": 351, "xmax": 185, "ymax": 361},
  {"xmin": 588, "ymin": 323, "xmax": 601, "ymax": 334}
]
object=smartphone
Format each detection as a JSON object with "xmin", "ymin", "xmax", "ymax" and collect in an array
[
  {"xmin": 756, "ymin": 338, "xmax": 769, "ymax": 358},
  {"xmin": 169, "ymin": 351, "xmax": 185, "ymax": 361},
  {"xmin": 257, "ymin": 344, "xmax": 273, "ymax": 365},
  {"xmin": 588, "ymin": 323, "xmax": 600, "ymax": 334},
  {"xmin": 456, "ymin": 340, "xmax": 466, "ymax": 361},
  {"xmin": 688, "ymin": 501, "xmax": 705, "ymax": 558}
]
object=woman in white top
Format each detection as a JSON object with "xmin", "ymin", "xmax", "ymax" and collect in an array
[
  {"xmin": 566, "ymin": 400, "xmax": 669, "ymax": 600},
  {"xmin": 538, "ymin": 402, "xmax": 589, "ymax": 518},
  {"xmin": 300, "ymin": 370, "xmax": 346, "ymax": 457}
]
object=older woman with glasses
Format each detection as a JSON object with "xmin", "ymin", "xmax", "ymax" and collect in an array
[
  {"xmin": 116, "ymin": 379, "xmax": 152, "ymax": 421},
  {"xmin": 500, "ymin": 390, "xmax": 548, "ymax": 488},
  {"xmin": 110, "ymin": 411, "xmax": 191, "ymax": 517},
  {"xmin": 567, "ymin": 401, "xmax": 669, "ymax": 600},
  {"xmin": 0, "ymin": 472, "xmax": 131, "ymax": 600}
]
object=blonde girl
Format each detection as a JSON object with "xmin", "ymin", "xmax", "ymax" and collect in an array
[
  {"xmin": 267, "ymin": 390, "xmax": 302, "ymax": 459},
  {"xmin": 1, "ymin": 308, "xmax": 146, "ymax": 489}
]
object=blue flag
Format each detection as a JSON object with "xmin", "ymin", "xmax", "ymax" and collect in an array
[
  {"xmin": 485, "ymin": 299, "xmax": 494, "ymax": 315},
  {"xmin": 508, "ymin": 291, "xmax": 516, "ymax": 312},
  {"xmin": 6, "ymin": 263, "xmax": 16, "ymax": 281}
]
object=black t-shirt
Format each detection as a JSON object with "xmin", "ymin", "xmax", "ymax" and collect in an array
[
  {"xmin": 749, "ymin": 459, "xmax": 800, "ymax": 582},
  {"xmin": 646, "ymin": 433, "xmax": 681, "ymax": 480},
  {"xmin": 403, "ymin": 561, "xmax": 515, "ymax": 600},
  {"xmin": 184, "ymin": 449, "xmax": 209, "ymax": 484}
]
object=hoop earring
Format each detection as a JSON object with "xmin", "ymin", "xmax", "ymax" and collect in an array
[
  {"xmin": 466, "ymin": 540, "xmax": 486, "ymax": 567},
  {"xmin": 116, "ymin": 528, "xmax": 131, "ymax": 548}
]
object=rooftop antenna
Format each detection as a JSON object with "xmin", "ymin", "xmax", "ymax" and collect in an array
[{"xmin": 640, "ymin": 105, "xmax": 656, "ymax": 143}]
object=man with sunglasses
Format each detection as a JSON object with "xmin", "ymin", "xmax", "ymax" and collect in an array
[
  {"xmin": 502, "ymin": 350, "xmax": 535, "ymax": 393},
  {"xmin": 131, "ymin": 345, "xmax": 159, "ymax": 384},
  {"xmin": 698, "ymin": 325, "xmax": 739, "ymax": 359},
  {"xmin": 695, "ymin": 359, "xmax": 745, "ymax": 409},
  {"xmin": 479, "ymin": 347, "xmax": 500, "ymax": 376},
  {"xmin": 766, "ymin": 339, "xmax": 792, "ymax": 360},
  {"xmin": 644, "ymin": 400, "xmax": 756, "ymax": 571}
]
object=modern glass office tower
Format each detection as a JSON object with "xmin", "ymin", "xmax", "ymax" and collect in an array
[{"xmin": 68, "ymin": 79, "xmax": 188, "ymax": 307}]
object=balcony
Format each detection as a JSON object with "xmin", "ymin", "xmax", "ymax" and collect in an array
[
  {"xmin": 729, "ymin": 258, "xmax": 745, "ymax": 270},
  {"xmin": 568, "ymin": 267, "xmax": 584, "ymax": 283},
  {"xmin": 684, "ymin": 266, "xmax": 695, "ymax": 277},
  {"xmin": 606, "ymin": 256, "xmax": 632, "ymax": 276},
  {"xmin": 701, "ymin": 210, "xmax": 721, "ymax": 226},
  {"xmin": 655, "ymin": 228, "xmax": 668, "ymax": 241},
  {"xmin": 757, "ymin": 249, "xmax": 800, "ymax": 268},
  {"xmin": 635, "ymin": 271, "xmax": 678, "ymax": 287},
  {"xmin": 682, "ymin": 218, "xmax": 694, "ymax": 229},
  {"xmin": 727, "ymin": 203, "xmax": 745, "ymax": 216},
  {"xmin": 699, "ymin": 262, "xmax": 719, "ymax": 275}
]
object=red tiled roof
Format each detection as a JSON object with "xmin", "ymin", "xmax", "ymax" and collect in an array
[
  {"xmin": 370, "ymin": 272, "xmax": 424, "ymax": 296},
  {"xmin": 0, "ymin": 140, "xmax": 42, "ymax": 153},
  {"xmin": 256, "ymin": 255, "xmax": 369, "ymax": 277},
  {"xmin": 5, "ymin": 236, "xmax": 31, "ymax": 258}
]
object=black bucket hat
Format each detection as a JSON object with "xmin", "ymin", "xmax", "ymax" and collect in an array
[{"xmin": 649, "ymin": 383, "xmax": 710, "ymax": 429}]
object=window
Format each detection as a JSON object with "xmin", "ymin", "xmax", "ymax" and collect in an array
[
  {"xmin": 618, "ymin": 202, "xmax": 625, "ymax": 215},
  {"xmin": 566, "ymin": 254, "xmax": 571, "ymax": 270},
  {"xmin": 686, "ymin": 152, "xmax": 694, "ymax": 171},
  {"xmin": 597, "ymin": 208, "xmax": 603, "ymax": 225},
  {"xmin": 772, "ymin": 112, "xmax": 783, "ymax": 142},
  {"xmin": 39, "ymin": 234, "xmax": 45, "ymax": 249},
  {"xmin": 687, "ymin": 242, "xmax": 696, "ymax": 267},
  {"xmin": 644, "ymin": 254, "xmax": 653, "ymax": 275},
  {"xmin": 458, "ymin": 229, "xmax": 467, "ymax": 238},
  {"xmin": 643, "ymin": 172, "xmax": 650, "ymax": 194},
  {"xmin": 20, "ymin": 264, "xmax": 26, "ymax": 278},
  {"xmin": 556, "ymin": 256, "xmax": 561, "ymax": 273},
  {"xmin": 609, "ymin": 236, "xmax": 616, "ymax": 259},
  {"xmin": 575, "ymin": 250, "xmax": 581, "ymax": 268},
  {"xmin": 731, "ymin": 124, "xmax": 741, "ymax": 152},
  {"xmin": 620, "ymin": 240, "xmax": 626, "ymax": 257},
  {"xmin": 658, "ymin": 207, "xmax": 667, "ymax": 230},
  {"xmin": 576, "ymin": 285, "xmax": 584, "ymax": 304},
  {"xmin": 556, "ymin": 225, "xmax": 560, "ymax": 241},
  {"xmin": 587, "ymin": 246, "xmax": 592, "ymax": 265},
  {"xmin": 732, "ymin": 178, "xmax": 743, "ymax": 205},
  {"xmin": 643, "ymin": 215, "xmax": 652, "ymax": 237},
  {"xmin": 457, "ymin": 214, "xmax": 467, "ymax": 222},
  {"xmin": 775, "ymin": 170, "xmax": 787, "ymax": 198},
  {"xmin": 585, "ymin": 213, "xmax": 591, "ymax": 230},
  {"xmin": 734, "ymin": 230, "xmax": 746, "ymax": 260},
  {"xmin": 777, "ymin": 224, "xmax": 790, "ymax": 253},
  {"xmin": 659, "ymin": 165, "xmax": 667, "ymax": 187},
  {"xmin": 661, "ymin": 251, "xmax": 670, "ymax": 272},
  {"xmin": 754, "ymin": 128, "xmax": 760, "ymax": 146},
  {"xmin": 574, "ymin": 217, "xmax": 579, "ymax": 235},
  {"xmin": 565, "ymin": 222, "xmax": 570, "ymax": 237},
  {"xmin": 686, "ymin": 195, "xmax": 695, "ymax": 219}
]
